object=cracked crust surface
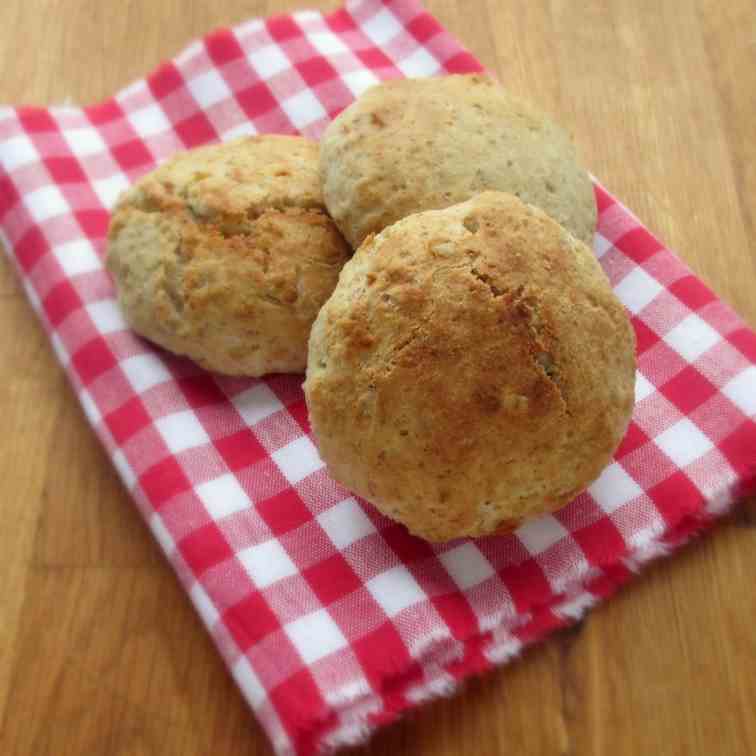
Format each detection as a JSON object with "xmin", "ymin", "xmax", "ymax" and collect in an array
[
  {"xmin": 106, "ymin": 135, "xmax": 351, "ymax": 376},
  {"xmin": 320, "ymin": 74, "xmax": 597, "ymax": 248},
  {"xmin": 305, "ymin": 192, "xmax": 636, "ymax": 541}
]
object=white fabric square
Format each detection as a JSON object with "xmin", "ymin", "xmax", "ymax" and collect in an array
[
  {"xmin": 397, "ymin": 48, "xmax": 439, "ymax": 77},
  {"xmin": 614, "ymin": 267, "xmax": 663, "ymax": 314},
  {"xmin": 120, "ymin": 352, "xmax": 173, "ymax": 394},
  {"xmin": 149, "ymin": 511, "xmax": 175, "ymax": 554},
  {"xmin": 516, "ymin": 515, "xmax": 568, "ymax": 555},
  {"xmin": 190, "ymin": 581, "xmax": 220, "ymax": 628},
  {"xmin": 317, "ymin": 498, "xmax": 376, "ymax": 549},
  {"xmin": 722, "ymin": 366, "xmax": 756, "ymax": 417},
  {"xmin": 63, "ymin": 126, "xmax": 108, "ymax": 157},
  {"xmin": 439, "ymin": 543, "xmax": 495, "ymax": 590},
  {"xmin": 654, "ymin": 417, "xmax": 714, "ymax": 467},
  {"xmin": 272, "ymin": 435, "xmax": 324, "ymax": 484},
  {"xmin": 634, "ymin": 371, "xmax": 655, "ymax": 403},
  {"xmin": 362, "ymin": 8, "xmax": 403, "ymax": 45},
  {"xmin": 233, "ymin": 383, "xmax": 283, "ymax": 426},
  {"xmin": 92, "ymin": 174, "xmax": 130, "ymax": 208},
  {"xmin": 237, "ymin": 538, "xmax": 297, "ymax": 588},
  {"xmin": 309, "ymin": 31, "xmax": 350, "ymax": 55},
  {"xmin": 253, "ymin": 45, "xmax": 291, "ymax": 78},
  {"xmin": 127, "ymin": 103, "xmax": 172, "ymax": 138},
  {"xmin": 285, "ymin": 608, "xmax": 348, "ymax": 664},
  {"xmin": 174, "ymin": 40, "xmax": 204, "ymax": 68},
  {"xmin": 53, "ymin": 239, "xmax": 102, "ymax": 277},
  {"xmin": 197, "ymin": 473, "xmax": 250, "ymax": 520},
  {"xmin": 221, "ymin": 121, "xmax": 257, "ymax": 140},
  {"xmin": 232, "ymin": 656, "xmax": 267, "ymax": 709},
  {"xmin": 1, "ymin": 134, "xmax": 38, "ymax": 170},
  {"xmin": 588, "ymin": 462, "xmax": 643, "ymax": 514},
  {"xmin": 24, "ymin": 185, "xmax": 69, "ymax": 222},
  {"xmin": 155, "ymin": 410, "xmax": 210, "ymax": 453},
  {"xmin": 367, "ymin": 565, "xmax": 426, "ymax": 616},
  {"xmin": 112, "ymin": 448, "xmax": 137, "ymax": 490},
  {"xmin": 341, "ymin": 70, "xmax": 380, "ymax": 97},
  {"xmin": 50, "ymin": 331, "xmax": 70, "ymax": 366},
  {"xmin": 593, "ymin": 232, "xmax": 613, "ymax": 259},
  {"xmin": 281, "ymin": 90, "xmax": 327, "ymax": 129},
  {"xmin": 86, "ymin": 300, "xmax": 126, "ymax": 334},
  {"xmin": 79, "ymin": 388, "xmax": 101, "ymax": 425},
  {"xmin": 188, "ymin": 69, "xmax": 233, "ymax": 109},
  {"xmin": 663, "ymin": 313, "xmax": 720, "ymax": 363}
]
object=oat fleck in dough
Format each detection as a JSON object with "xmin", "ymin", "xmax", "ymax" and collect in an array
[
  {"xmin": 320, "ymin": 74, "xmax": 597, "ymax": 248},
  {"xmin": 305, "ymin": 192, "xmax": 635, "ymax": 542},
  {"xmin": 106, "ymin": 135, "xmax": 351, "ymax": 376}
]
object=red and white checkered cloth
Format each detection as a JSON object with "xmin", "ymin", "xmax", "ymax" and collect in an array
[{"xmin": 1, "ymin": 0, "xmax": 755, "ymax": 753}]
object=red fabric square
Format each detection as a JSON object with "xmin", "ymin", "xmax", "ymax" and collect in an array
[
  {"xmin": 443, "ymin": 51, "xmax": 483, "ymax": 74},
  {"xmin": 179, "ymin": 522, "xmax": 233, "ymax": 574},
  {"xmin": 407, "ymin": 14, "xmax": 442, "ymax": 43},
  {"xmin": 615, "ymin": 421, "xmax": 650, "ymax": 458},
  {"xmin": 729, "ymin": 327, "xmax": 756, "ymax": 364},
  {"xmin": 15, "ymin": 225, "xmax": 48, "ymax": 272},
  {"xmin": 595, "ymin": 184, "xmax": 615, "ymax": 213},
  {"xmin": 148, "ymin": 63, "xmax": 184, "ymax": 99},
  {"xmin": 296, "ymin": 57, "xmax": 339, "ymax": 87},
  {"xmin": 356, "ymin": 48, "xmax": 393, "ymax": 69},
  {"xmin": 501, "ymin": 559, "xmax": 553, "ymax": 614},
  {"xmin": 45, "ymin": 156, "xmax": 87, "ymax": 184},
  {"xmin": 111, "ymin": 139, "xmax": 154, "ymax": 171},
  {"xmin": 215, "ymin": 429, "xmax": 267, "ymax": 471},
  {"xmin": 178, "ymin": 375, "xmax": 226, "ymax": 408},
  {"xmin": 18, "ymin": 108, "xmax": 57, "ymax": 133},
  {"xmin": 225, "ymin": 592, "xmax": 281, "ymax": 651},
  {"xmin": 175, "ymin": 112, "xmax": 218, "ymax": 148},
  {"xmin": 270, "ymin": 669, "xmax": 327, "ymax": 752},
  {"xmin": 304, "ymin": 553, "xmax": 361, "ymax": 606},
  {"xmin": 572, "ymin": 518, "xmax": 627, "ymax": 565},
  {"xmin": 326, "ymin": 8, "xmax": 357, "ymax": 32},
  {"xmin": 648, "ymin": 471, "xmax": 704, "ymax": 524},
  {"xmin": 75, "ymin": 209, "xmax": 110, "ymax": 239},
  {"xmin": 616, "ymin": 227, "xmax": 664, "ymax": 264},
  {"xmin": 380, "ymin": 523, "xmax": 436, "ymax": 564},
  {"xmin": 352, "ymin": 621, "xmax": 413, "ymax": 687},
  {"xmin": 286, "ymin": 398, "xmax": 310, "ymax": 434},
  {"xmin": 139, "ymin": 457, "xmax": 191, "ymax": 507},
  {"xmin": 85, "ymin": 100, "xmax": 123, "ymax": 126},
  {"xmin": 0, "ymin": 174, "xmax": 20, "ymax": 218},
  {"xmin": 205, "ymin": 29, "xmax": 245, "ymax": 64},
  {"xmin": 266, "ymin": 16, "xmax": 301, "ymax": 42},
  {"xmin": 236, "ymin": 82, "xmax": 278, "ymax": 119},
  {"xmin": 432, "ymin": 592, "xmax": 480, "ymax": 642},
  {"xmin": 105, "ymin": 396, "xmax": 152, "ymax": 444},
  {"xmin": 669, "ymin": 275, "xmax": 717, "ymax": 311},
  {"xmin": 257, "ymin": 489, "xmax": 312, "ymax": 535},
  {"xmin": 633, "ymin": 318, "xmax": 661, "ymax": 354},
  {"xmin": 43, "ymin": 280, "xmax": 82, "ymax": 325},
  {"xmin": 72, "ymin": 337, "xmax": 116, "ymax": 384},
  {"xmin": 660, "ymin": 365, "xmax": 718, "ymax": 415},
  {"xmin": 718, "ymin": 421, "xmax": 756, "ymax": 481}
]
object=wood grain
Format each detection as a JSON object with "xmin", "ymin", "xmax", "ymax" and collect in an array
[{"xmin": 1, "ymin": 2, "xmax": 755, "ymax": 754}]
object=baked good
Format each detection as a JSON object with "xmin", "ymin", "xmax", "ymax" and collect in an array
[
  {"xmin": 106, "ymin": 135, "xmax": 350, "ymax": 376},
  {"xmin": 304, "ymin": 192, "xmax": 635, "ymax": 542},
  {"xmin": 320, "ymin": 74, "xmax": 597, "ymax": 248}
]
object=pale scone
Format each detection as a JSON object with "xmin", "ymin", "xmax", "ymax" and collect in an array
[
  {"xmin": 106, "ymin": 135, "xmax": 350, "ymax": 376},
  {"xmin": 320, "ymin": 74, "xmax": 597, "ymax": 248},
  {"xmin": 305, "ymin": 192, "xmax": 635, "ymax": 542}
]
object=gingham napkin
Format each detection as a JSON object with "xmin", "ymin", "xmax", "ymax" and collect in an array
[{"xmin": 1, "ymin": 0, "xmax": 755, "ymax": 753}]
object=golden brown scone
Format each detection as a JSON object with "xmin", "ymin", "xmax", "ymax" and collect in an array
[
  {"xmin": 106, "ymin": 135, "xmax": 350, "ymax": 376},
  {"xmin": 305, "ymin": 192, "xmax": 635, "ymax": 542},
  {"xmin": 320, "ymin": 74, "xmax": 597, "ymax": 248}
]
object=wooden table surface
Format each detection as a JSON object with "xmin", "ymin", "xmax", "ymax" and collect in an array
[{"xmin": 1, "ymin": 1, "xmax": 755, "ymax": 754}]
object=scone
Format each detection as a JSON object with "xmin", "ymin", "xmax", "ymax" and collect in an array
[
  {"xmin": 106, "ymin": 135, "xmax": 350, "ymax": 376},
  {"xmin": 305, "ymin": 192, "xmax": 635, "ymax": 542},
  {"xmin": 320, "ymin": 74, "xmax": 597, "ymax": 248}
]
